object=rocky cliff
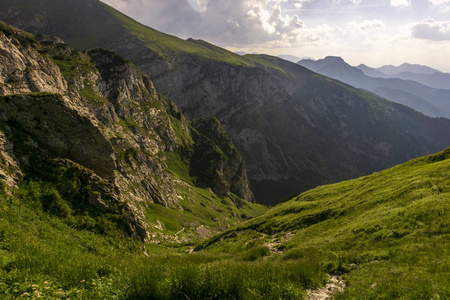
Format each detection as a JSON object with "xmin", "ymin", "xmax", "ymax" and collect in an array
[
  {"xmin": 0, "ymin": 21, "xmax": 257, "ymax": 243},
  {"xmin": 1, "ymin": 0, "xmax": 450, "ymax": 205}
]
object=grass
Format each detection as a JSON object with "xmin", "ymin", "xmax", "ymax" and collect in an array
[
  {"xmin": 79, "ymin": 81, "xmax": 108, "ymax": 106},
  {"xmin": 124, "ymin": 253, "xmax": 325, "ymax": 300},
  {"xmin": 2, "ymin": 13, "xmax": 449, "ymax": 298},
  {"xmin": 1, "ymin": 147, "xmax": 448, "ymax": 299},
  {"xmin": 0, "ymin": 187, "xmax": 313, "ymax": 300},
  {"xmin": 0, "ymin": 191, "xmax": 139, "ymax": 299},
  {"xmin": 196, "ymin": 147, "xmax": 450, "ymax": 299}
]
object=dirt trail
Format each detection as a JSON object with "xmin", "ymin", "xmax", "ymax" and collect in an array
[
  {"xmin": 263, "ymin": 232, "xmax": 295, "ymax": 252},
  {"xmin": 306, "ymin": 274, "xmax": 346, "ymax": 300}
]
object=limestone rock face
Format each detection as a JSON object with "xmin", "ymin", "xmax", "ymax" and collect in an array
[
  {"xmin": 0, "ymin": 27, "xmax": 67, "ymax": 95},
  {"xmin": 190, "ymin": 118, "xmax": 254, "ymax": 203},
  {"xmin": 0, "ymin": 22, "xmax": 254, "ymax": 242},
  {"xmin": 0, "ymin": 94, "xmax": 116, "ymax": 181},
  {"xmin": 0, "ymin": 130, "xmax": 22, "ymax": 191}
]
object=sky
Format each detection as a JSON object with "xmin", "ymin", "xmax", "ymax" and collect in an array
[{"xmin": 101, "ymin": 0, "xmax": 450, "ymax": 71}]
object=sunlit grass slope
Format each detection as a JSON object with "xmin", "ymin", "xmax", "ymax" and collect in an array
[
  {"xmin": 0, "ymin": 185, "xmax": 319, "ymax": 299},
  {"xmin": 197, "ymin": 148, "xmax": 450, "ymax": 299}
]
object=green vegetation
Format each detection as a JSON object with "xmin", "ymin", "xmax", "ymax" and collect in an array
[
  {"xmin": 2, "ymin": 147, "xmax": 448, "ymax": 299},
  {"xmin": 1, "ymin": 11, "xmax": 449, "ymax": 298},
  {"xmin": 0, "ymin": 20, "xmax": 35, "ymax": 42},
  {"xmin": 79, "ymin": 81, "xmax": 108, "ymax": 106},
  {"xmin": 49, "ymin": 50, "xmax": 96, "ymax": 80},
  {"xmin": 0, "ymin": 181, "xmax": 308, "ymax": 300},
  {"xmin": 196, "ymin": 148, "xmax": 450, "ymax": 299}
]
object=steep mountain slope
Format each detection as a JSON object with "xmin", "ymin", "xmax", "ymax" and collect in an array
[
  {"xmin": 0, "ymin": 21, "xmax": 265, "ymax": 245},
  {"xmin": 384, "ymin": 71, "xmax": 450, "ymax": 90},
  {"xmin": 2, "ymin": 0, "xmax": 450, "ymax": 205},
  {"xmin": 197, "ymin": 147, "xmax": 450, "ymax": 299},
  {"xmin": 299, "ymin": 56, "xmax": 450, "ymax": 118}
]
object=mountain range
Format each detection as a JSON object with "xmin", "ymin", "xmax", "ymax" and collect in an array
[
  {"xmin": 2, "ymin": 0, "xmax": 450, "ymax": 205},
  {"xmin": 375, "ymin": 62, "xmax": 441, "ymax": 75},
  {"xmin": 298, "ymin": 56, "xmax": 450, "ymax": 118},
  {"xmin": 357, "ymin": 63, "xmax": 450, "ymax": 90},
  {"xmin": 0, "ymin": 1, "xmax": 449, "ymax": 299}
]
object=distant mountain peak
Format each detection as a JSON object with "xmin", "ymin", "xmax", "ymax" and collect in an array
[
  {"xmin": 323, "ymin": 56, "xmax": 345, "ymax": 63},
  {"xmin": 377, "ymin": 63, "xmax": 441, "ymax": 75}
]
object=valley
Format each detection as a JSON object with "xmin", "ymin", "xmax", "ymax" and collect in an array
[
  {"xmin": 2, "ymin": 0, "xmax": 450, "ymax": 204},
  {"xmin": 0, "ymin": 1, "xmax": 449, "ymax": 299}
]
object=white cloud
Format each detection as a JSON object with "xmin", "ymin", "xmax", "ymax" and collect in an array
[
  {"xmin": 188, "ymin": 0, "xmax": 208, "ymax": 12},
  {"xmin": 428, "ymin": 0, "xmax": 450, "ymax": 10},
  {"xmin": 102, "ymin": 0, "xmax": 314, "ymax": 48},
  {"xmin": 391, "ymin": 0, "xmax": 411, "ymax": 7},
  {"xmin": 293, "ymin": 0, "xmax": 312, "ymax": 8},
  {"xmin": 410, "ymin": 18, "xmax": 450, "ymax": 41},
  {"xmin": 358, "ymin": 19, "xmax": 385, "ymax": 30},
  {"xmin": 333, "ymin": 0, "xmax": 361, "ymax": 4},
  {"xmin": 429, "ymin": 0, "xmax": 450, "ymax": 6}
]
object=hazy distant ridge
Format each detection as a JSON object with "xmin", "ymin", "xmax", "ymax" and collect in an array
[{"xmin": 299, "ymin": 57, "xmax": 450, "ymax": 118}]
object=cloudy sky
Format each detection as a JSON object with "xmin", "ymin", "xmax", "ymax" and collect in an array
[{"xmin": 101, "ymin": 0, "xmax": 450, "ymax": 71}]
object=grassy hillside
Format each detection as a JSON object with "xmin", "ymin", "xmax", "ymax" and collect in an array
[
  {"xmin": 1, "ymin": 146, "xmax": 448, "ymax": 299},
  {"xmin": 196, "ymin": 148, "xmax": 450, "ymax": 299}
]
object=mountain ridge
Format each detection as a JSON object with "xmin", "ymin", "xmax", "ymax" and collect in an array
[
  {"xmin": 299, "ymin": 56, "xmax": 450, "ymax": 118},
  {"xmin": 0, "ymin": 21, "xmax": 264, "ymax": 244},
  {"xmin": 377, "ymin": 62, "xmax": 441, "ymax": 75},
  {"xmin": 2, "ymin": 0, "xmax": 450, "ymax": 205},
  {"xmin": 357, "ymin": 63, "xmax": 450, "ymax": 90}
]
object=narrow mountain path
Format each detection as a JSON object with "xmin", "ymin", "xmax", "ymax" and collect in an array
[
  {"xmin": 263, "ymin": 232, "xmax": 295, "ymax": 252},
  {"xmin": 306, "ymin": 274, "xmax": 346, "ymax": 300}
]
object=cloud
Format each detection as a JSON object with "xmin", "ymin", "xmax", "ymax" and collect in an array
[
  {"xmin": 333, "ymin": 0, "xmax": 361, "ymax": 5},
  {"xmin": 101, "ymin": 0, "xmax": 316, "ymax": 48},
  {"xmin": 188, "ymin": 0, "xmax": 208, "ymax": 12},
  {"xmin": 410, "ymin": 18, "xmax": 450, "ymax": 41},
  {"xmin": 348, "ymin": 19, "xmax": 385, "ymax": 33},
  {"xmin": 429, "ymin": 0, "xmax": 450, "ymax": 7},
  {"xmin": 293, "ymin": 0, "xmax": 312, "ymax": 8},
  {"xmin": 358, "ymin": 19, "xmax": 385, "ymax": 30},
  {"xmin": 390, "ymin": 0, "xmax": 411, "ymax": 7}
]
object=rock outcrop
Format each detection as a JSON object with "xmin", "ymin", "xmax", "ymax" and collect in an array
[
  {"xmin": 190, "ymin": 117, "xmax": 254, "ymax": 203},
  {"xmin": 0, "ymin": 22, "xmax": 254, "ymax": 242},
  {"xmin": 2, "ymin": 0, "xmax": 450, "ymax": 206}
]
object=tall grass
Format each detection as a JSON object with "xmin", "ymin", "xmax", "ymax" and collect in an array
[
  {"xmin": 124, "ymin": 254, "xmax": 325, "ymax": 300},
  {"xmin": 0, "ymin": 189, "xmax": 325, "ymax": 299}
]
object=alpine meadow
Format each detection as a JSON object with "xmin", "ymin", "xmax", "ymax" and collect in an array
[{"xmin": 0, "ymin": 0, "xmax": 449, "ymax": 299}]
